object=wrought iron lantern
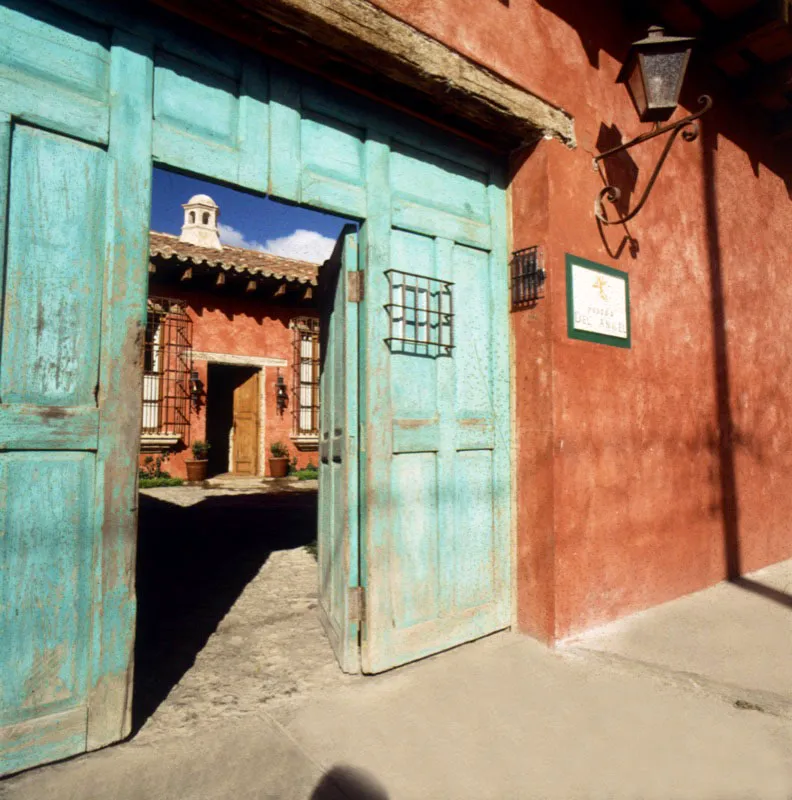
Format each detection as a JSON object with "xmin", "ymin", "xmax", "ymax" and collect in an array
[
  {"xmin": 189, "ymin": 370, "xmax": 204, "ymax": 412},
  {"xmin": 617, "ymin": 25, "xmax": 694, "ymax": 124},
  {"xmin": 594, "ymin": 25, "xmax": 712, "ymax": 226},
  {"xmin": 275, "ymin": 372, "xmax": 288, "ymax": 414}
]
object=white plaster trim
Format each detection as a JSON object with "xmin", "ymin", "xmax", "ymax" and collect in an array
[{"xmin": 192, "ymin": 351, "xmax": 287, "ymax": 368}]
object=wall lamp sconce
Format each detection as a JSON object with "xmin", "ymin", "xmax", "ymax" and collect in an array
[
  {"xmin": 594, "ymin": 25, "xmax": 712, "ymax": 225},
  {"xmin": 275, "ymin": 372, "xmax": 288, "ymax": 415},
  {"xmin": 189, "ymin": 369, "xmax": 204, "ymax": 412}
]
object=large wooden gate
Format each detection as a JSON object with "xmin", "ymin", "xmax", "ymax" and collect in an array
[{"xmin": 0, "ymin": 0, "xmax": 511, "ymax": 774}]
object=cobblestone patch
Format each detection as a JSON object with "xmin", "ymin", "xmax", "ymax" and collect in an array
[{"xmin": 132, "ymin": 482, "xmax": 360, "ymax": 745}]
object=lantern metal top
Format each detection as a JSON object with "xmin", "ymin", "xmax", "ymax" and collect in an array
[
  {"xmin": 616, "ymin": 26, "xmax": 695, "ymax": 83},
  {"xmin": 617, "ymin": 25, "xmax": 696, "ymax": 124}
]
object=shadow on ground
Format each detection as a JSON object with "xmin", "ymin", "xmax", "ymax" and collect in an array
[
  {"xmin": 311, "ymin": 765, "xmax": 389, "ymax": 799},
  {"xmin": 133, "ymin": 488, "xmax": 317, "ymax": 734}
]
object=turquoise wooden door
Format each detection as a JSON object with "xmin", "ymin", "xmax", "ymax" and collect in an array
[
  {"xmin": 0, "ymin": 1, "xmax": 152, "ymax": 776},
  {"xmin": 0, "ymin": 1, "xmax": 510, "ymax": 774},
  {"xmin": 359, "ymin": 148, "xmax": 512, "ymax": 673},
  {"xmin": 318, "ymin": 226, "xmax": 360, "ymax": 673}
]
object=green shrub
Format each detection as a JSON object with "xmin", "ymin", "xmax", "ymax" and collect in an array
[
  {"xmin": 139, "ymin": 476, "xmax": 184, "ymax": 488},
  {"xmin": 270, "ymin": 440, "xmax": 289, "ymax": 458},
  {"xmin": 191, "ymin": 440, "xmax": 211, "ymax": 460},
  {"xmin": 293, "ymin": 461, "xmax": 319, "ymax": 480}
]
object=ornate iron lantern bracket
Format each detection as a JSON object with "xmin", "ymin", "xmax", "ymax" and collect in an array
[{"xmin": 593, "ymin": 95, "xmax": 712, "ymax": 225}]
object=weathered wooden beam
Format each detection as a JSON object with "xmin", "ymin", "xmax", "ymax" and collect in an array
[{"xmin": 151, "ymin": 0, "xmax": 574, "ymax": 148}]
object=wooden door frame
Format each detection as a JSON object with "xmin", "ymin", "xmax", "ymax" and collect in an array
[{"xmin": 195, "ymin": 351, "xmax": 286, "ymax": 476}]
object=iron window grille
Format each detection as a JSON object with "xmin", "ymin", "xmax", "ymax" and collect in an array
[
  {"xmin": 384, "ymin": 269, "xmax": 454, "ymax": 357},
  {"xmin": 141, "ymin": 296, "xmax": 192, "ymax": 442},
  {"xmin": 511, "ymin": 246, "xmax": 545, "ymax": 310},
  {"xmin": 292, "ymin": 316, "xmax": 320, "ymax": 436}
]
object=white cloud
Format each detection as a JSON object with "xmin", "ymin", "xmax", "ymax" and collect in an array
[
  {"xmin": 263, "ymin": 229, "xmax": 336, "ymax": 264},
  {"xmin": 218, "ymin": 223, "xmax": 267, "ymax": 252},
  {"xmin": 218, "ymin": 223, "xmax": 336, "ymax": 265}
]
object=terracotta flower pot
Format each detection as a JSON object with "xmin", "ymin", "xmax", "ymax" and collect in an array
[
  {"xmin": 268, "ymin": 457, "xmax": 289, "ymax": 478},
  {"xmin": 185, "ymin": 459, "xmax": 208, "ymax": 482}
]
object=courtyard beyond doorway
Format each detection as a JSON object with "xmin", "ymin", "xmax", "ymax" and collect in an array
[{"xmin": 133, "ymin": 479, "xmax": 357, "ymax": 738}]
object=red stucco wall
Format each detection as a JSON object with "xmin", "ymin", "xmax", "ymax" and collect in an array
[
  {"xmin": 371, "ymin": 0, "xmax": 792, "ymax": 639},
  {"xmin": 143, "ymin": 282, "xmax": 318, "ymax": 480}
]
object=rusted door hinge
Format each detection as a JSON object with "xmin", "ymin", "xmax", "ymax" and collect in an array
[
  {"xmin": 348, "ymin": 586, "xmax": 366, "ymax": 623},
  {"xmin": 348, "ymin": 271, "xmax": 364, "ymax": 303}
]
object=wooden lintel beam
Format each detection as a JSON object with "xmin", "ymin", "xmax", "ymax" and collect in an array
[{"xmin": 151, "ymin": 0, "xmax": 575, "ymax": 148}]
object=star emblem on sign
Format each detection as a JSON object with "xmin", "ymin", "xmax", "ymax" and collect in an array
[{"xmin": 593, "ymin": 276, "xmax": 608, "ymax": 302}]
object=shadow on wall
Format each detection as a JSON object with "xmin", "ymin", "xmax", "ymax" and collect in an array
[
  {"xmin": 536, "ymin": 0, "xmax": 792, "ymax": 185},
  {"xmin": 702, "ymin": 103, "xmax": 792, "ymax": 610},
  {"xmin": 133, "ymin": 489, "xmax": 317, "ymax": 733}
]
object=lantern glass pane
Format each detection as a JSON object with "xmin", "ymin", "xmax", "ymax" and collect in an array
[
  {"xmin": 641, "ymin": 50, "xmax": 686, "ymax": 109},
  {"xmin": 626, "ymin": 59, "xmax": 647, "ymax": 117}
]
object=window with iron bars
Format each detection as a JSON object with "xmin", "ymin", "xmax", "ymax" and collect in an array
[
  {"xmin": 141, "ymin": 297, "xmax": 192, "ymax": 444},
  {"xmin": 292, "ymin": 316, "xmax": 320, "ymax": 438}
]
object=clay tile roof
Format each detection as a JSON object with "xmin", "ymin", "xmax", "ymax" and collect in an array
[{"xmin": 149, "ymin": 231, "xmax": 319, "ymax": 285}]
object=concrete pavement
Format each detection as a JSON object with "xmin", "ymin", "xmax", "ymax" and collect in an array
[
  {"xmin": 2, "ymin": 561, "xmax": 792, "ymax": 799},
  {"xmin": 562, "ymin": 558, "xmax": 792, "ymax": 709}
]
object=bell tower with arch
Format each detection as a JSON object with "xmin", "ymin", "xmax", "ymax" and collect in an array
[{"xmin": 180, "ymin": 193, "xmax": 221, "ymax": 249}]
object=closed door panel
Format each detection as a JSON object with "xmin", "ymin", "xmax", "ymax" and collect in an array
[{"xmin": 232, "ymin": 370, "xmax": 259, "ymax": 476}]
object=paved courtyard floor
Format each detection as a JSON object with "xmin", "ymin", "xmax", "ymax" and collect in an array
[{"xmin": 1, "ymin": 483, "xmax": 791, "ymax": 799}]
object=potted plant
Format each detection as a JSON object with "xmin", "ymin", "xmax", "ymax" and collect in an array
[
  {"xmin": 268, "ymin": 440, "xmax": 290, "ymax": 478},
  {"xmin": 186, "ymin": 440, "xmax": 210, "ymax": 482}
]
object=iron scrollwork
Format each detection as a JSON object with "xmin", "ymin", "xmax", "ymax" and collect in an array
[{"xmin": 594, "ymin": 95, "xmax": 713, "ymax": 225}]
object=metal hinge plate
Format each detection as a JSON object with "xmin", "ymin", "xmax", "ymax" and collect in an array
[
  {"xmin": 348, "ymin": 586, "xmax": 366, "ymax": 623},
  {"xmin": 348, "ymin": 270, "xmax": 364, "ymax": 303}
]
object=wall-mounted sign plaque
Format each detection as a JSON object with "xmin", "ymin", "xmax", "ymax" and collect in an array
[{"xmin": 566, "ymin": 255, "xmax": 631, "ymax": 348}]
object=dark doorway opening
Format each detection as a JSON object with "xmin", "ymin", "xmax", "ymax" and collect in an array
[{"xmin": 206, "ymin": 363, "xmax": 260, "ymax": 477}]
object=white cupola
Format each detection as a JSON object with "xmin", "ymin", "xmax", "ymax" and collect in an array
[{"xmin": 180, "ymin": 194, "xmax": 221, "ymax": 249}]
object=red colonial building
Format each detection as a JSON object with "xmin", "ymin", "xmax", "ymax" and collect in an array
[{"xmin": 141, "ymin": 194, "xmax": 320, "ymax": 479}]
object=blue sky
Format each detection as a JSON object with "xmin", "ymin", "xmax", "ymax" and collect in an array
[{"xmin": 151, "ymin": 168, "xmax": 352, "ymax": 263}]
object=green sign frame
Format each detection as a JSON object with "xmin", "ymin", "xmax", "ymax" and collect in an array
[{"xmin": 565, "ymin": 254, "xmax": 631, "ymax": 349}]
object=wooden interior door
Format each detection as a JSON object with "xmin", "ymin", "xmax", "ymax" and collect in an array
[{"xmin": 232, "ymin": 370, "xmax": 259, "ymax": 475}]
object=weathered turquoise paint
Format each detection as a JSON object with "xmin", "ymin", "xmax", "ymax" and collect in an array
[
  {"xmin": 0, "ymin": 2, "xmax": 152, "ymax": 775},
  {"xmin": 318, "ymin": 226, "xmax": 360, "ymax": 673},
  {"xmin": 0, "ymin": 0, "xmax": 511, "ymax": 773}
]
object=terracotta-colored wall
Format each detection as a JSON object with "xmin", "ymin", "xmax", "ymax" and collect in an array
[
  {"xmin": 142, "ymin": 282, "xmax": 318, "ymax": 479},
  {"xmin": 370, "ymin": 1, "xmax": 792, "ymax": 639}
]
